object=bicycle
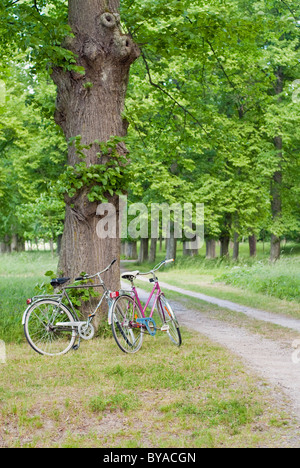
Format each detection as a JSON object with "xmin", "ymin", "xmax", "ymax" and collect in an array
[
  {"xmin": 22, "ymin": 259, "xmax": 117, "ymax": 356},
  {"xmin": 109, "ymin": 259, "xmax": 182, "ymax": 354}
]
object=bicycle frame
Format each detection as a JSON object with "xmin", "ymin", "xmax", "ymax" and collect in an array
[
  {"xmin": 23, "ymin": 259, "xmax": 117, "ymax": 327},
  {"xmin": 62, "ymin": 281, "xmax": 109, "ymax": 323},
  {"xmin": 108, "ymin": 259, "xmax": 175, "ymax": 327},
  {"xmin": 133, "ymin": 281, "xmax": 165, "ymax": 321}
]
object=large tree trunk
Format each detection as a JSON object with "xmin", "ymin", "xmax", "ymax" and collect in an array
[{"xmin": 52, "ymin": 0, "xmax": 139, "ymax": 320}]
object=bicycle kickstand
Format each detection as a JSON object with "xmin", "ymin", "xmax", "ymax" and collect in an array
[{"xmin": 73, "ymin": 336, "xmax": 81, "ymax": 351}]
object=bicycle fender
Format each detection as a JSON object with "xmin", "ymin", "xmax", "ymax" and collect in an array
[
  {"xmin": 107, "ymin": 300, "xmax": 114, "ymax": 325},
  {"xmin": 22, "ymin": 299, "xmax": 55, "ymax": 325},
  {"xmin": 162, "ymin": 299, "xmax": 180, "ymax": 328},
  {"xmin": 22, "ymin": 304, "xmax": 33, "ymax": 325}
]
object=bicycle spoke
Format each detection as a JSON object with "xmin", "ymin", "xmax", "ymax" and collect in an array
[
  {"xmin": 24, "ymin": 301, "xmax": 76, "ymax": 356},
  {"xmin": 111, "ymin": 296, "xmax": 143, "ymax": 353}
]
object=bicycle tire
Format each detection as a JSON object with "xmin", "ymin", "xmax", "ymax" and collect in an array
[
  {"xmin": 111, "ymin": 295, "xmax": 144, "ymax": 354},
  {"xmin": 23, "ymin": 299, "xmax": 77, "ymax": 356},
  {"xmin": 158, "ymin": 295, "xmax": 182, "ymax": 347}
]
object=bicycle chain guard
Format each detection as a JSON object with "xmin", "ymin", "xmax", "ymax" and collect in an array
[{"xmin": 136, "ymin": 317, "xmax": 157, "ymax": 336}]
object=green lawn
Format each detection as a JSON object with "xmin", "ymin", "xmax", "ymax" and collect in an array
[
  {"xmin": 0, "ymin": 333, "xmax": 296, "ymax": 448},
  {"xmin": 0, "ymin": 251, "xmax": 299, "ymax": 447}
]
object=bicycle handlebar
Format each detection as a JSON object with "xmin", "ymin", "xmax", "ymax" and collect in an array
[
  {"xmin": 164, "ymin": 259, "xmax": 175, "ymax": 265},
  {"xmin": 75, "ymin": 258, "xmax": 117, "ymax": 281},
  {"xmin": 138, "ymin": 258, "xmax": 175, "ymax": 277}
]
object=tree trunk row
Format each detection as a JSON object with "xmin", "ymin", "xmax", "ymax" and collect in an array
[
  {"xmin": 121, "ymin": 234, "xmax": 260, "ymax": 264},
  {"xmin": 0, "ymin": 234, "xmax": 25, "ymax": 253}
]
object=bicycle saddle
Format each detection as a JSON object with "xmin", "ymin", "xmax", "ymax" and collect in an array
[
  {"xmin": 121, "ymin": 271, "xmax": 140, "ymax": 282},
  {"xmin": 50, "ymin": 277, "xmax": 70, "ymax": 288}
]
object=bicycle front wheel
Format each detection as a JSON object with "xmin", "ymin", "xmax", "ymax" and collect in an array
[
  {"xmin": 23, "ymin": 300, "xmax": 77, "ymax": 356},
  {"xmin": 157, "ymin": 295, "xmax": 182, "ymax": 347},
  {"xmin": 111, "ymin": 295, "xmax": 144, "ymax": 354}
]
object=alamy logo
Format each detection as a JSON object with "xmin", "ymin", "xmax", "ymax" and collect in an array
[
  {"xmin": 96, "ymin": 196, "xmax": 204, "ymax": 248},
  {"xmin": 0, "ymin": 340, "xmax": 6, "ymax": 364}
]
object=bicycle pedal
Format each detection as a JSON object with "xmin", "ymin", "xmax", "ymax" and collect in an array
[{"xmin": 161, "ymin": 324, "xmax": 169, "ymax": 332}]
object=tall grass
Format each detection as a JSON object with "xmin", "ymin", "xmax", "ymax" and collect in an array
[
  {"xmin": 0, "ymin": 252, "xmax": 58, "ymax": 343},
  {"xmin": 217, "ymin": 257, "xmax": 300, "ymax": 303}
]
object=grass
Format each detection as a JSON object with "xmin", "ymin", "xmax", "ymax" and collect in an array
[
  {"xmin": 218, "ymin": 257, "xmax": 300, "ymax": 303},
  {"xmin": 0, "ymin": 250, "xmax": 299, "ymax": 447},
  {"xmin": 0, "ymin": 252, "xmax": 58, "ymax": 343},
  {"xmin": 0, "ymin": 332, "xmax": 297, "ymax": 448}
]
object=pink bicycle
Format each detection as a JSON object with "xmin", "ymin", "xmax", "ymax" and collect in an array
[{"xmin": 109, "ymin": 259, "xmax": 182, "ymax": 353}]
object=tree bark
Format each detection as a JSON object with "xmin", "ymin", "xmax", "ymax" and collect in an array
[
  {"xmin": 166, "ymin": 235, "xmax": 177, "ymax": 261},
  {"xmin": 138, "ymin": 238, "xmax": 149, "ymax": 263},
  {"xmin": 149, "ymin": 238, "xmax": 157, "ymax": 263},
  {"xmin": 0, "ymin": 241, "xmax": 10, "ymax": 254},
  {"xmin": 249, "ymin": 234, "xmax": 257, "ymax": 258},
  {"xmin": 220, "ymin": 235, "xmax": 230, "ymax": 258},
  {"xmin": 52, "ymin": 0, "xmax": 140, "ymax": 314},
  {"xmin": 183, "ymin": 241, "xmax": 191, "ymax": 256},
  {"xmin": 205, "ymin": 239, "xmax": 216, "ymax": 259},
  {"xmin": 11, "ymin": 233, "xmax": 18, "ymax": 253},
  {"xmin": 232, "ymin": 232, "xmax": 239, "ymax": 261},
  {"xmin": 125, "ymin": 241, "xmax": 137, "ymax": 259}
]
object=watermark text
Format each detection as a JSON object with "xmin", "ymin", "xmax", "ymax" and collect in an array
[{"xmin": 96, "ymin": 196, "xmax": 204, "ymax": 249}]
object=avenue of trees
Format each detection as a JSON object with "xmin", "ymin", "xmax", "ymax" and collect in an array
[{"xmin": 0, "ymin": 0, "xmax": 299, "ymax": 277}]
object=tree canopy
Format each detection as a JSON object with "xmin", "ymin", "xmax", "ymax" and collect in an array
[{"xmin": 0, "ymin": 0, "xmax": 299, "ymax": 260}]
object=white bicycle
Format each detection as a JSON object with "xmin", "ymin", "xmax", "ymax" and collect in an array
[{"xmin": 22, "ymin": 260, "xmax": 117, "ymax": 356}]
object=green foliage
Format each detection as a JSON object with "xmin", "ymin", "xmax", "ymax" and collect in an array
[
  {"xmin": 57, "ymin": 136, "xmax": 129, "ymax": 202},
  {"xmin": 0, "ymin": 0, "xmax": 299, "ymax": 252},
  {"xmin": 0, "ymin": 59, "xmax": 67, "ymax": 244},
  {"xmin": 34, "ymin": 269, "xmax": 99, "ymax": 317},
  {"xmin": 121, "ymin": 0, "xmax": 300, "ymax": 242},
  {"xmin": 0, "ymin": 0, "xmax": 74, "ymax": 74}
]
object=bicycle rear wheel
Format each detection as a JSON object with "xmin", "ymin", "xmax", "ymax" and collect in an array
[
  {"xmin": 111, "ymin": 295, "xmax": 144, "ymax": 354},
  {"xmin": 23, "ymin": 299, "xmax": 77, "ymax": 356},
  {"xmin": 157, "ymin": 295, "xmax": 182, "ymax": 347}
]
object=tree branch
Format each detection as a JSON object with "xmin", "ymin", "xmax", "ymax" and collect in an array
[
  {"xmin": 206, "ymin": 39, "xmax": 247, "ymax": 117},
  {"xmin": 280, "ymin": 0, "xmax": 299, "ymax": 21},
  {"xmin": 33, "ymin": 0, "xmax": 40, "ymax": 13},
  {"xmin": 141, "ymin": 51, "xmax": 210, "ymax": 137},
  {"xmin": 5, "ymin": 0, "xmax": 21, "ymax": 7}
]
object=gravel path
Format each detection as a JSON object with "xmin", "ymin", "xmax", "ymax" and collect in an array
[
  {"xmin": 122, "ymin": 279, "xmax": 300, "ymax": 423},
  {"xmin": 137, "ymin": 277, "xmax": 300, "ymax": 333}
]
